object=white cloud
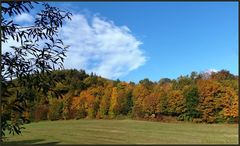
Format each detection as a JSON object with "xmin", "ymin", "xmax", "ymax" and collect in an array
[
  {"xmin": 200, "ymin": 69, "xmax": 218, "ymax": 79},
  {"xmin": 14, "ymin": 13, "xmax": 34, "ymax": 23},
  {"xmin": 204, "ymin": 69, "xmax": 218, "ymax": 74},
  {"xmin": 60, "ymin": 13, "xmax": 146, "ymax": 79},
  {"xmin": 2, "ymin": 12, "xmax": 147, "ymax": 79}
]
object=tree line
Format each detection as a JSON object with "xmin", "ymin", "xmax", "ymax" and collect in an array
[{"xmin": 5, "ymin": 69, "xmax": 238, "ymax": 124}]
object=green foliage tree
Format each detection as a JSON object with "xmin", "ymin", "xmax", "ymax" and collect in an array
[
  {"xmin": 1, "ymin": 2, "xmax": 71, "ymax": 139},
  {"xmin": 179, "ymin": 86, "xmax": 200, "ymax": 121},
  {"xmin": 158, "ymin": 78, "xmax": 171, "ymax": 85}
]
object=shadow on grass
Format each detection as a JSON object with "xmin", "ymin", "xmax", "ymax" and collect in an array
[{"xmin": 1, "ymin": 139, "xmax": 60, "ymax": 145}]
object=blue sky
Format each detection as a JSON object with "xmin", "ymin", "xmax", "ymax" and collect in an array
[{"xmin": 4, "ymin": 2, "xmax": 238, "ymax": 83}]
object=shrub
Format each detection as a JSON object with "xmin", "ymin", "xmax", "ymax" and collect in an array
[
  {"xmin": 48, "ymin": 99, "xmax": 63, "ymax": 121},
  {"xmin": 34, "ymin": 104, "xmax": 49, "ymax": 121},
  {"xmin": 76, "ymin": 108, "xmax": 87, "ymax": 119},
  {"xmin": 192, "ymin": 118, "xmax": 203, "ymax": 123}
]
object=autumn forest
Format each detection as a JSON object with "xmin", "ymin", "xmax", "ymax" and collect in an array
[{"xmin": 5, "ymin": 69, "xmax": 238, "ymax": 124}]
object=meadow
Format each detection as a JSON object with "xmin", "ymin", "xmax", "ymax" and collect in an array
[{"xmin": 3, "ymin": 119, "xmax": 238, "ymax": 144}]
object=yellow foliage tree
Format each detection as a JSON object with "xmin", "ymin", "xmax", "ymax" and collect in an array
[
  {"xmin": 167, "ymin": 90, "xmax": 186, "ymax": 115},
  {"xmin": 197, "ymin": 79, "xmax": 224, "ymax": 123}
]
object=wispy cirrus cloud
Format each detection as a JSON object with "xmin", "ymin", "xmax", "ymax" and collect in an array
[
  {"xmin": 60, "ymin": 13, "xmax": 146, "ymax": 79},
  {"xmin": 14, "ymin": 13, "xmax": 34, "ymax": 23}
]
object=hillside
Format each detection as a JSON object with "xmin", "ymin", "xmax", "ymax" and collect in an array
[{"xmin": 4, "ymin": 69, "xmax": 238, "ymax": 124}]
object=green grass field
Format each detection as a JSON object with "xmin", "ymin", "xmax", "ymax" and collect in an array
[{"xmin": 3, "ymin": 119, "xmax": 238, "ymax": 144}]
